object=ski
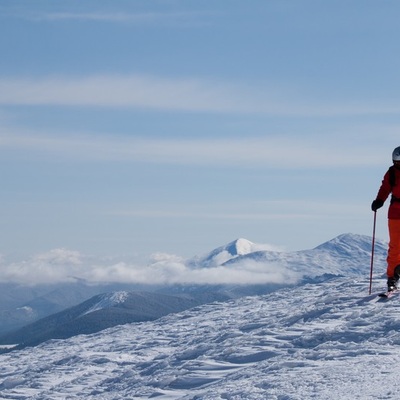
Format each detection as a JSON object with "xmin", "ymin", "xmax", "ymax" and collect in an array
[{"xmin": 378, "ymin": 290, "xmax": 398, "ymax": 299}]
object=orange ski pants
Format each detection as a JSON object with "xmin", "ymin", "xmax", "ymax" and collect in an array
[{"xmin": 387, "ymin": 219, "xmax": 400, "ymax": 278}]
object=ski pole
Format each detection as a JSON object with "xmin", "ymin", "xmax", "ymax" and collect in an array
[{"xmin": 369, "ymin": 211, "xmax": 377, "ymax": 295}]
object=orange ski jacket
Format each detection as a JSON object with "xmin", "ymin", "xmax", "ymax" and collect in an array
[{"xmin": 376, "ymin": 165, "xmax": 400, "ymax": 219}]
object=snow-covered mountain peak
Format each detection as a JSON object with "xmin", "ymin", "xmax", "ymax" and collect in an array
[
  {"xmin": 313, "ymin": 233, "xmax": 387, "ymax": 256},
  {"xmin": 219, "ymin": 232, "xmax": 388, "ymax": 280},
  {"xmin": 84, "ymin": 291, "xmax": 130, "ymax": 315},
  {"xmin": 188, "ymin": 238, "xmax": 256, "ymax": 268},
  {"xmin": 187, "ymin": 233, "xmax": 387, "ymax": 276},
  {"xmin": 225, "ymin": 238, "xmax": 255, "ymax": 256}
]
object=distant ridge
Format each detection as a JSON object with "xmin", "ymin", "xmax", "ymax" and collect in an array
[
  {"xmin": 221, "ymin": 233, "xmax": 387, "ymax": 278},
  {"xmin": 0, "ymin": 291, "xmax": 229, "ymax": 349},
  {"xmin": 0, "ymin": 233, "xmax": 388, "ymax": 346},
  {"xmin": 188, "ymin": 237, "xmax": 280, "ymax": 268},
  {"xmin": 313, "ymin": 233, "xmax": 384, "ymax": 255}
]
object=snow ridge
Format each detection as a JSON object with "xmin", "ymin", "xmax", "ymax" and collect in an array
[
  {"xmin": 1, "ymin": 275, "xmax": 400, "ymax": 399},
  {"xmin": 83, "ymin": 291, "xmax": 129, "ymax": 315},
  {"xmin": 188, "ymin": 238, "xmax": 257, "ymax": 268}
]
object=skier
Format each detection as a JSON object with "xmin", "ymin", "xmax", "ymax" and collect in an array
[{"xmin": 372, "ymin": 146, "xmax": 400, "ymax": 292}]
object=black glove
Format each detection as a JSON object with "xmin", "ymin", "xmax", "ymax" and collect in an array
[{"xmin": 371, "ymin": 199, "xmax": 384, "ymax": 211}]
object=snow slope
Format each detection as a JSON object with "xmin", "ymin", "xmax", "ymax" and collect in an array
[
  {"xmin": 1, "ymin": 274, "xmax": 399, "ymax": 400},
  {"xmin": 223, "ymin": 233, "xmax": 387, "ymax": 278},
  {"xmin": 0, "ymin": 291, "xmax": 222, "ymax": 349}
]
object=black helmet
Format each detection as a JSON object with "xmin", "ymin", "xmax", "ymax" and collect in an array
[{"xmin": 393, "ymin": 146, "xmax": 400, "ymax": 161}]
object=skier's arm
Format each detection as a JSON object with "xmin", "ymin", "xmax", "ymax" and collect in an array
[{"xmin": 372, "ymin": 170, "xmax": 392, "ymax": 211}]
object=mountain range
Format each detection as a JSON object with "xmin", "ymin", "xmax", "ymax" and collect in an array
[
  {"xmin": 0, "ymin": 260, "xmax": 397, "ymax": 399},
  {"xmin": 0, "ymin": 233, "xmax": 387, "ymax": 350}
]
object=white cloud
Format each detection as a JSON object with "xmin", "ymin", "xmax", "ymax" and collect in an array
[
  {"xmin": 3, "ymin": 9, "xmax": 209, "ymax": 26},
  {"xmin": 0, "ymin": 248, "xmax": 293, "ymax": 286},
  {"xmin": 0, "ymin": 249, "xmax": 84, "ymax": 285},
  {"xmin": 0, "ymin": 130, "xmax": 386, "ymax": 169},
  {"xmin": 39, "ymin": 11, "xmax": 205, "ymax": 25},
  {"xmin": 0, "ymin": 74, "xmax": 398, "ymax": 117},
  {"xmin": 0, "ymin": 249, "xmax": 294, "ymax": 285},
  {"xmin": 0, "ymin": 75, "xmax": 260, "ymax": 114},
  {"xmin": 34, "ymin": 248, "xmax": 83, "ymax": 265},
  {"xmin": 40, "ymin": 12, "xmax": 178, "ymax": 22},
  {"xmin": 112, "ymin": 201, "xmax": 366, "ymax": 221}
]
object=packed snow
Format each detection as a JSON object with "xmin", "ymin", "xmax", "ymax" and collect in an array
[{"xmin": 1, "ymin": 273, "xmax": 400, "ymax": 399}]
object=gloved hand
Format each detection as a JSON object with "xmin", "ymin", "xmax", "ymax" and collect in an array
[{"xmin": 371, "ymin": 199, "xmax": 384, "ymax": 211}]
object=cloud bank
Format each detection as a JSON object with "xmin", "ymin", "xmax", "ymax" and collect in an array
[{"xmin": 0, "ymin": 248, "xmax": 293, "ymax": 286}]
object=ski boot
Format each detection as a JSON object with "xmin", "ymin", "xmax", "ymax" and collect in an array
[
  {"xmin": 386, "ymin": 265, "xmax": 400, "ymax": 292},
  {"xmin": 387, "ymin": 277, "xmax": 399, "ymax": 292},
  {"xmin": 395, "ymin": 264, "xmax": 400, "ymax": 280}
]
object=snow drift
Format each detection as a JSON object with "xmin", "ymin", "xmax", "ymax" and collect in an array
[{"xmin": 0, "ymin": 274, "xmax": 398, "ymax": 399}]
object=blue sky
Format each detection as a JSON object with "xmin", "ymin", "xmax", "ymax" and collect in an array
[{"xmin": 1, "ymin": 0, "xmax": 399, "ymax": 261}]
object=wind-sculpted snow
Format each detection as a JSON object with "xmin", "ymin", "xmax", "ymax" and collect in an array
[{"xmin": 1, "ymin": 275, "xmax": 400, "ymax": 399}]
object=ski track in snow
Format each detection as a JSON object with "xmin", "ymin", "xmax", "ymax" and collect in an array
[{"xmin": 1, "ymin": 276, "xmax": 400, "ymax": 399}]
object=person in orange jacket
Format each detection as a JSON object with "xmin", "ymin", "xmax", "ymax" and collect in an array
[{"xmin": 372, "ymin": 146, "xmax": 400, "ymax": 292}]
